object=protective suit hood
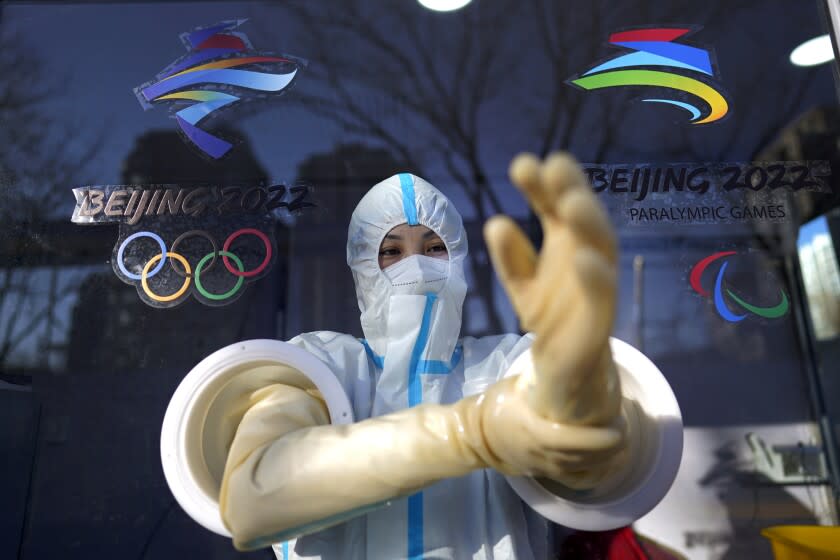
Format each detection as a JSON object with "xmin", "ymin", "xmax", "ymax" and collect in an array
[{"xmin": 347, "ymin": 173, "xmax": 468, "ymax": 362}]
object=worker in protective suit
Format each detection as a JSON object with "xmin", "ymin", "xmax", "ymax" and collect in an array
[{"xmin": 218, "ymin": 153, "xmax": 627, "ymax": 559}]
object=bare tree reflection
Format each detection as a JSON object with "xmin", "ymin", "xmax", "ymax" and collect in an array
[{"xmin": 0, "ymin": 29, "xmax": 103, "ymax": 375}]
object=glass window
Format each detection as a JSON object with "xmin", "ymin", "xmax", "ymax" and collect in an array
[{"xmin": 2, "ymin": 1, "xmax": 839, "ymax": 558}]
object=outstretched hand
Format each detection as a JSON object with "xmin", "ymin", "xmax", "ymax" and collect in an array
[{"xmin": 484, "ymin": 152, "xmax": 621, "ymax": 426}]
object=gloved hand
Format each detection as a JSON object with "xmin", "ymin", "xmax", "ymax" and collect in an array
[
  {"xmin": 482, "ymin": 152, "xmax": 626, "ymax": 485},
  {"xmin": 476, "ymin": 367, "xmax": 626, "ymax": 490}
]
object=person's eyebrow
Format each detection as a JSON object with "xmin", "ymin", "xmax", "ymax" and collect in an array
[
  {"xmin": 384, "ymin": 233, "xmax": 403, "ymax": 240},
  {"xmin": 423, "ymin": 231, "xmax": 440, "ymax": 239}
]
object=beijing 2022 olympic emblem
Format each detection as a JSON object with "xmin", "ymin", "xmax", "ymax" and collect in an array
[{"xmin": 134, "ymin": 19, "xmax": 302, "ymax": 159}]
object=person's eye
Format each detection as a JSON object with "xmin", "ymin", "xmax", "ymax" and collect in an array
[
  {"xmin": 379, "ymin": 247, "xmax": 401, "ymax": 257},
  {"xmin": 426, "ymin": 243, "xmax": 447, "ymax": 254}
]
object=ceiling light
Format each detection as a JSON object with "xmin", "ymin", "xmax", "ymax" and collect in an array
[
  {"xmin": 417, "ymin": 0, "xmax": 473, "ymax": 12},
  {"xmin": 790, "ymin": 34, "xmax": 834, "ymax": 67}
]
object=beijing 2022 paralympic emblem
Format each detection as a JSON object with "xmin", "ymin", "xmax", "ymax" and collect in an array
[
  {"xmin": 690, "ymin": 251, "xmax": 790, "ymax": 322},
  {"xmin": 569, "ymin": 26, "xmax": 729, "ymax": 125},
  {"xmin": 134, "ymin": 19, "xmax": 302, "ymax": 159},
  {"xmin": 71, "ymin": 183, "xmax": 315, "ymax": 308}
]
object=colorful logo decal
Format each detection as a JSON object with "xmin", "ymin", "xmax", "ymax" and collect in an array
[
  {"xmin": 116, "ymin": 228, "xmax": 271, "ymax": 305},
  {"xmin": 570, "ymin": 27, "xmax": 729, "ymax": 125},
  {"xmin": 135, "ymin": 20, "xmax": 300, "ymax": 159},
  {"xmin": 71, "ymin": 183, "xmax": 317, "ymax": 308},
  {"xmin": 690, "ymin": 252, "xmax": 789, "ymax": 322}
]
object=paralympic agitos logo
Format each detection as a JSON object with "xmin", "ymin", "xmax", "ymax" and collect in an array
[
  {"xmin": 569, "ymin": 26, "xmax": 729, "ymax": 125},
  {"xmin": 134, "ymin": 19, "xmax": 301, "ymax": 159},
  {"xmin": 690, "ymin": 252, "xmax": 789, "ymax": 322}
]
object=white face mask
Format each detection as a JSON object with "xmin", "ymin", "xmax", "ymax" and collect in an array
[{"xmin": 383, "ymin": 254, "xmax": 449, "ymax": 295}]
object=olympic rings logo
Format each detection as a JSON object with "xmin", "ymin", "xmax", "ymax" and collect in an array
[
  {"xmin": 690, "ymin": 251, "xmax": 789, "ymax": 322},
  {"xmin": 115, "ymin": 228, "xmax": 273, "ymax": 304}
]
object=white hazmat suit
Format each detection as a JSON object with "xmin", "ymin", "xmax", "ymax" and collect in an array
[{"xmin": 219, "ymin": 170, "xmax": 626, "ymax": 559}]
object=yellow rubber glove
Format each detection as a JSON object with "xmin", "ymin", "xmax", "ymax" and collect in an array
[
  {"xmin": 219, "ymin": 382, "xmax": 491, "ymax": 550},
  {"xmin": 484, "ymin": 152, "xmax": 623, "ymax": 428}
]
